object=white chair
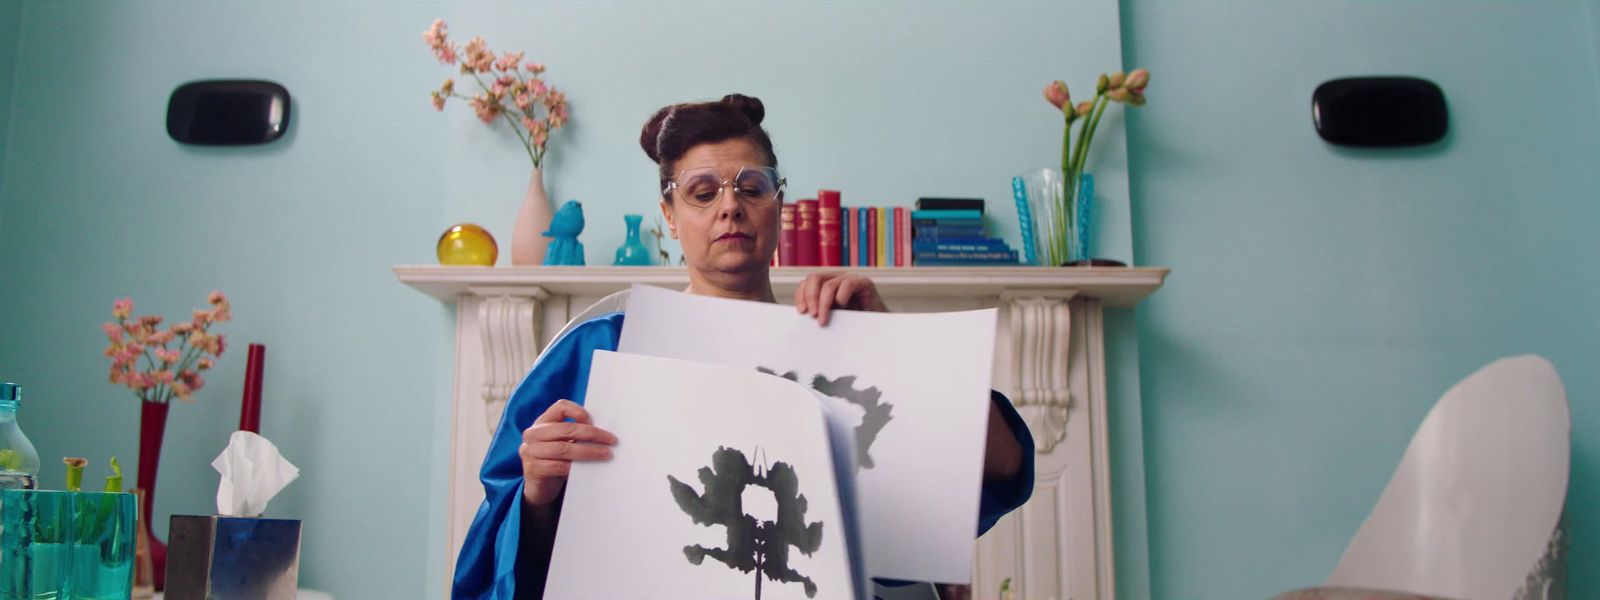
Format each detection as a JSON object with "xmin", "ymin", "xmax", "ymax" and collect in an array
[
  {"xmin": 532, "ymin": 289, "xmax": 631, "ymax": 365},
  {"xmin": 1280, "ymin": 355, "xmax": 1570, "ymax": 600}
]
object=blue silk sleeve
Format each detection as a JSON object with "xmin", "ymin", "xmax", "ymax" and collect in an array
[
  {"xmin": 977, "ymin": 390, "xmax": 1035, "ymax": 536},
  {"xmin": 450, "ymin": 313, "xmax": 624, "ymax": 600}
]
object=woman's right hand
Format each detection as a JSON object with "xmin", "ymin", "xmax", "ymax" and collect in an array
[{"xmin": 520, "ymin": 399, "xmax": 618, "ymax": 507}]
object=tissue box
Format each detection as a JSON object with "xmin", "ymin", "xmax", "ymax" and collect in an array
[{"xmin": 165, "ymin": 515, "xmax": 302, "ymax": 600}]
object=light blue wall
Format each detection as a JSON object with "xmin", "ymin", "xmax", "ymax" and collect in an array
[
  {"xmin": 1122, "ymin": 2, "xmax": 1600, "ymax": 599},
  {"xmin": 0, "ymin": 3, "xmax": 456, "ymax": 598},
  {"xmin": 0, "ymin": 2, "xmax": 1137, "ymax": 598}
]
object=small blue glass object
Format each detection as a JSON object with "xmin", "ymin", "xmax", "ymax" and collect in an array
[
  {"xmin": 542, "ymin": 200, "xmax": 586, "ymax": 266},
  {"xmin": 1074, "ymin": 173, "xmax": 1095, "ymax": 263},
  {"xmin": 612, "ymin": 214, "xmax": 653, "ymax": 266}
]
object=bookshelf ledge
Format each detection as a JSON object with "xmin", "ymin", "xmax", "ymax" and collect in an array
[{"xmin": 392, "ymin": 265, "xmax": 1168, "ymax": 308}]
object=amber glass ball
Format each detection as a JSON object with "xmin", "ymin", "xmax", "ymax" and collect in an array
[{"xmin": 436, "ymin": 223, "xmax": 498, "ymax": 266}]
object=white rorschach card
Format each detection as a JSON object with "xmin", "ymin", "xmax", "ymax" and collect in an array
[
  {"xmin": 548, "ymin": 350, "xmax": 865, "ymax": 600},
  {"xmin": 618, "ymin": 284, "xmax": 997, "ymax": 583}
]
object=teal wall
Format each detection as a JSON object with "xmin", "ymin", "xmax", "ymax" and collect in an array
[
  {"xmin": 1122, "ymin": 2, "xmax": 1600, "ymax": 599},
  {"xmin": 0, "ymin": 2, "xmax": 1135, "ymax": 598},
  {"xmin": 0, "ymin": 0, "xmax": 22, "ymax": 206}
]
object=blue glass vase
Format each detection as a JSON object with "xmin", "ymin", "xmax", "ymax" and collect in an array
[{"xmin": 613, "ymin": 214, "xmax": 653, "ymax": 266}]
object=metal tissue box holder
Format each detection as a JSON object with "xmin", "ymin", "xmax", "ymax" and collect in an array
[{"xmin": 165, "ymin": 515, "xmax": 301, "ymax": 600}]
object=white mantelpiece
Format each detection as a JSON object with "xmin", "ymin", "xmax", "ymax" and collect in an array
[{"xmin": 395, "ymin": 265, "xmax": 1166, "ymax": 600}]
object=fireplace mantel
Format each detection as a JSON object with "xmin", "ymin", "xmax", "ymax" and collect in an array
[{"xmin": 396, "ymin": 265, "xmax": 1167, "ymax": 600}]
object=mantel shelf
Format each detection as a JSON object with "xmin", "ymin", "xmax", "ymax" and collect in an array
[{"xmin": 393, "ymin": 265, "xmax": 1168, "ymax": 307}]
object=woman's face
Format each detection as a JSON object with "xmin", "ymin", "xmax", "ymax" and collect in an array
[{"xmin": 659, "ymin": 139, "xmax": 781, "ymax": 278}]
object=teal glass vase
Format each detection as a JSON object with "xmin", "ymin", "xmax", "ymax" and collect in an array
[{"xmin": 613, "ymin": 214, "xmax": 653, "ymax": 266}]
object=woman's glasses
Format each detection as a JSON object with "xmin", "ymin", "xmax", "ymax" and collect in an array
[{"xmin": 663, "ymin": 166, "xmax": 785, "ymax": 208}]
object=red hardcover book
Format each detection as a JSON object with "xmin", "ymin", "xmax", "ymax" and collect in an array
[
  {"xmin": 895, "ymin": 207, "xmax": 910, "ymax": 267},
  {"xmin": 796, "ymin": 199, "xmax": 819, "ymax": 266},
  {"xmin": 818, "ymin": 190, "xmax": 842, "ymax": 267},
  {"xmin": 865, "ymin": 207, "xmax": 878, "ymax": 266},
  {"xmin": 779, "ymin": 204, "xmax": 797, "ymax": 266}
]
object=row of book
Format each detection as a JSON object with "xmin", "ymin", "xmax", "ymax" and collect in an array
[{"xmin": 777, "ymin": 194, "xmax": 1020, "ymax": 266}]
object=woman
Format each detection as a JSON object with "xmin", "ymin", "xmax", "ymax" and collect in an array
[{"xmin": 453, "ymin": 94, "xmax": 1034, "ymax": 600}]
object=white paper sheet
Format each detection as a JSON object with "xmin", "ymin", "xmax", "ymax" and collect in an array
[
  {"xmin": 619, "ymin": 284, "xmax": 997, "ymax": 583},
  {"xmin": 547, "ymin": 351, "xmax": 864, "ymax": 600}
]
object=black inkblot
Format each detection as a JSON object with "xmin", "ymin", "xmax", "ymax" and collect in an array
[
  {"xmin": 758, "ymin": 367, "xmax": 894, "ymax": 470},
  {"xmin": 667, "ymin": 446, "xmax": 824, "ymax": 599}
]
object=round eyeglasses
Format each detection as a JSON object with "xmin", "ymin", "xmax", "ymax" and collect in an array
[{"xmin": 662, "ymin": 166, "xmax": 786, "ymax": 208}]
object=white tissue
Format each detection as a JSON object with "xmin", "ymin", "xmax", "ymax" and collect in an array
[{"xmin": 211, "ymin": 430, "xmax": 300, "ymax": 517}]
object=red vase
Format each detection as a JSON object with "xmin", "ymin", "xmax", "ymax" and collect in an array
[{"xmin": 138, "ymin": 400, "xmax": 170, "ymax": 590}]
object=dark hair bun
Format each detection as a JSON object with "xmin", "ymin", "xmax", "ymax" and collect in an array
[
  {"xmin": 720, "ymin": 94, "xmax": 765, "ymax": 126},
  {"xmin": 639, "ymin": 105, "xmax": 672, "ymax": 164},
  {"xmin": 640, "ymin": 93, "xmax": 778, "ymax": 179}
]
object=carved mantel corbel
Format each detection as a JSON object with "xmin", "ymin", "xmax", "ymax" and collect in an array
[
  {"xmin": 1002, "ymin": 291, "xmax": 1076, "ymax": 454},
  {"xmin": 469, "ymin": 285, "xmax": 549, "ymax": 433}
]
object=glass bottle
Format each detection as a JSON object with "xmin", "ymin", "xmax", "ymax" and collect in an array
[
  {"xmin": 0, "ymin": 383, "xmax": 39, "ymax": 490},
  {"xmin": 613, "ymin": 214, "xmax": 654, "ymax": 266}
]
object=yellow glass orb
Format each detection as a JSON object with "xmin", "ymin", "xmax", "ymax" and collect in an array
[{"xmin": 436, "ymin": 223, "xmax": 498, "ymax": 266}]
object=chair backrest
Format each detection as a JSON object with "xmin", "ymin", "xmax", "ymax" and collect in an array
[
  {"xmin": 1327, "ymin": 355, "xmax": 1570, "ymax": 600},
  {"xmin": 533, "ymin": 289, "xmax": 632, "ymax": 365}
]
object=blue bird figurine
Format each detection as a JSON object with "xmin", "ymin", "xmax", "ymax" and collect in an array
[{"xmin": 542, "ymin": 200, "xmax": 586, "ymax": 266}]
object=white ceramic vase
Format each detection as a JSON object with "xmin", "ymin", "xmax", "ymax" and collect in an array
[{"xmin": 510, "ymin": 167, "xmax": 553, "ymax": 265}]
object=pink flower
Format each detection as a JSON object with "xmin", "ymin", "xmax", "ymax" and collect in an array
[
  {"xmin": 423, "ymin": 19, "xmax": 448, "ymax": 48},
  {"xmin": 171, "ymin": 322, "xmax": 194, "ymax": 334},
  {"xmin": 491, "ymin": 77, "xmax": 512, "ymax": 97},
  {"xmin": 150, "ymin": 330, "xmax": 174, "ymax": 345},
  {"xmin": 1044, "ymin": 81, "xmax": 1070, "ymax": 111},
  {"xmin": 462, "ymin": 37, "xmax": 494, "ymax": 73},
  {"xmin": 171, "ymin": 381, "xmax": 191, "ymax": 400},
  {"xmin": 102, "ymin": 322, "xmax": 123, "ymax": 342},
  {"xmin": 530, "ymin": 80, "xmax": 547, "ymax": 98},
  {"xmin": 431, "ymin": 92, "xmax": 446, "ymax": 111},
  {"xmin": 208, "ymin": 290, "xmax": 227, "ymax": 306},
  {"xmin": 139, "ymin": 314, "xmax": 163, "ymax": 327},
  {"xmin": 1125, "ymin": 68, "xmax": 1149, "ymax": 94},
  {"xmin": 197, "ymin": 357, "xmax": 215, "ymax": 370},
  {"xmin": 522, "ymin": 116, "xmax": 539, "ymax": 133},
  {"xmin": 494, "ymin": 51, "xmax": 524, "ymax": 72},
  {"xmin": 526, "ymin": 62, "xmax": 546, "ymax": 74},
  {"xmin": 153, "ymin": 370, "xmax": 174, "ymax": 384},
  {"xmin": 1076, "ymin": 101, "xmax": 1093, "ymax": 117},
  {"xmin": 470, "ymin": 95, "xmax": 500, "ymax": 123},
  {"xmin": 156, "ymin": 349, "xmax": 180, "ymax": 363},
  {"xmin": 514, "ymin": 92, "xmax": 532, "ymax": 110},
  {"xmin": 112, "ymin": 298, "xmax": 133, "ymax": 319},
  {"xmin": 213, "ymin": 335, "xmax": 227, "ymax": 357},
  {"xmin": 424, "ymin": 20, "xmax": 458, "ymax": 66}
]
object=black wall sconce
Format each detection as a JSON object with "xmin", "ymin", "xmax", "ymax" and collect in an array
[
  {"xmin": 167, "ymin": 80, "xmax": 291, "ymax": 145},
  {"xmin": 1313, "ymin": 77, "xmax": 1447, "ymax": 147}
]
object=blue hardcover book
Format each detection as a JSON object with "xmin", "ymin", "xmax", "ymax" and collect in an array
[
  {"xmin": 913, "ymin": 241, "xmax": 1012, "ymax": 253},
  {"xmin": 909, "ymin": 209, "xmax": 982, "ymax": 221},
  {"xmin": 841, "ymin": 206, "xmax": 851, "ymax": 266},
  {"xmin": 855, "ymin": 207, "xmax": 868, "ymax": 266},
  {"xmin": 915, "ymin": 258, "xmax": 1024, "ymax": 266},
  {"xmin": 886, "ymin": 210, "xmax": 897, "ymax": 267},
  {"xmin": 1012, "ymin": 176, "xmax": 1038, "ymax": 266},
  {"xmin": 913, "ymin": 225, "xmax": 987, "ymax": 239},
  {"xmin": 914, "ymin": 250, "xmax": 1019, "ymax": 262},
  {"xmin": 910, "ymin": 218, "xmax": 983, "ymax": 228}
]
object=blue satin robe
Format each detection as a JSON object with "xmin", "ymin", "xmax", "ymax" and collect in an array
[{"xmin": 452, "ymin": 312, "xmax": 1036, "ymax": 599}]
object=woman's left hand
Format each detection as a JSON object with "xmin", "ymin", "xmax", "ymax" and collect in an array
[{"xmin": 794, "ymin": 272, "xmax": 888, "ymax": 326}]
